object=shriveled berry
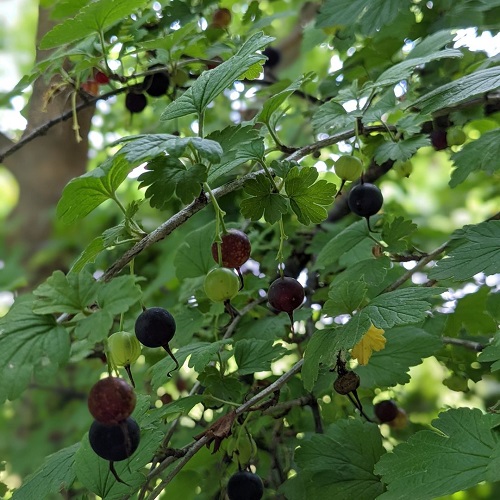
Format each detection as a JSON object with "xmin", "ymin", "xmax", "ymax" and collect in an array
[
  {"xmin": 88, "ymin": 377, "xmax": 136, "ymax": 425},
  {"xmin": 211, "ymin": 229, "xmax": 251, "ymax": 268},
  {"xmin": 89, "ymin": 417, "xmax": 140, "ymax": 462},
  {"xmin": 333, "ymin": 371, "xmax": 360, "ymax": 395},
  {"xmin": 374, "ymin": 399, "xmax": 399, "ymax": 423},
  {"xmin": 227, "ymin": 470, "xmax": 264, "ymax": 500}
]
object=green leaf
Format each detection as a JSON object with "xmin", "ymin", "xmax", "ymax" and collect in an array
[
  {"xmin": 207, "ymin": 125, "xmax": 262, "ymax": 181},
  {"xmin": 258, "ymin": 76, "xmax": 307, "ymax": 125},
  {"xmin": 323, "ymin": 281, "xmax": 368, "ymax": 317},
  {"xmin": 429, "ymin": 221, "xmax": 500, "ymax": 281},
  {"xmin": 444, "ymin": 287, "xmax": 498, "ymax": 337},
  {"xmin": 312, "ymin": 101, "xmax": 356, "ymax": 134},
  {"xmin": 174, "ymin": 221, "xmax": 215, "ymax": 280},
  {"xmin": 33, "ymin": 270, "xmax": 99, "ymax": 314},
  {"xmin": 75, "ymin": 426, "xmax": 163, "ymax": 499},
  {"xmin": 138, "ymin": 157, "xmax": 207, "ymax": 208},
  {"xmin": 188, "ymin": 339, "xmax": 232, "ymax": 372},
  {"xmin": 234, "ymin": 339, "xmax": 286, "ymax": 375},
  {"xmin": 364, "ymin": 287, "xmax": 446, "ymax": 330},
  {"xmin": 56, "ymin": 156, "xmax": 129, "ymax": 225},
  {"xmin": 371, "ymin": 49, "xmax": 462, "ymax": 89},
  {"xmin": 295, "ymin": 419, "xmax": 385, "ymax": 498},
  {"xmin": 198, "ymin": 366, "xmax": 244, "ymax": 403},
  {"xmin": 407, "ymin": 30, "xmax": 455, "ymax": 59},
  {"xmin": 40, "ymin": 0, "xmax": 147, "ymax": 49},
  {"xmin": 69, "ymin": 236, "xmax": 106, "ymax": 274},
  {"xmin": 375, "ymin": 408, "xmax": 500, "ymax": 499},
  {"xmin": 449, "ymin": 129, "xmax": 500, "ymax": 187},
  {"xmin": 315, "ymin": 219, "xmax": 371, "ymax": 269},
  {"xmin": 118, "ymin": 134, "xmax": 223, "ymax": 164},
  {"xmin": 0, "ymin": 296, "xmax": 70, "ymax": 402},
  {"xmin": 374, "ymin": 136, "xmax": 431, "ymax": 164},
  {"xmin": 74, "ymin": 309, "xmax": 114, "ymax": 343},
  {"xmin": 356, "ymin": 326, "xmax": 442, "ymax": 387},
  {"xmin": 316, "ymin": 0, "xmax": 404, "ymax": 35},
  {"xmin": 303, "ymin": 329, "xmax": 337, "ymax": 391},
  {"xmin": 11, "ymin": 443, "xmax": 79, "ymax": 500},
  {"xmin": 381, "ymin": 216, "xmax": 417, "ymax": 253},
  {"xmin": 410, "ymin": 66, "xmax": 500, "ymax": 115},
  {"xmin": 285, "ymin": 167, "xmax": 336, "ymax": 225},
  {"xmin": 240, "ymin": 174, "xmax": 288, "ymax": 224},
  {"xmin": 152, "ymin": 395, "xmax": 204, "ymax": 422},
  {"xmin": 161, "ymin": 32, "xmax": 273, "ymax": 120},
  {"xmin": 479, "ymin": 334, "xmax": 500, "ymax": 371},
  {"xmin": 97, "ymin": 275, "xmax": 142, "ymax": 315}
]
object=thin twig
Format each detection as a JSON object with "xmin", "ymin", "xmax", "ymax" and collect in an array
[{"xmin": 442, "ymin": 336, "xmax": 485, "ymax": 352}]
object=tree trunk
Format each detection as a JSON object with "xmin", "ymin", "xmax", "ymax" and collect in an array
[{"xmin": 1, "ymin": 5, "xmax": 94, "ymax": 285}]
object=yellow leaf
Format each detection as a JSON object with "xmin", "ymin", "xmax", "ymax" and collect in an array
[{"xmin": 351, "ymin": 324, "xmax": 386, "ymax": 365}]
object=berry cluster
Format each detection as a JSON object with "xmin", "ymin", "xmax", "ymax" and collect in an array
[{"xmin": 125, "ymin": 65, "xmax": 170, "ymax": 114}]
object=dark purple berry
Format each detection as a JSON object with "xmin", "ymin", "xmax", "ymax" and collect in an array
[
  {"xmin": 135, "ymin": 307, "xmax": 176, "ymax": 348},
  {"xmin": 374, "ymin": 400, "xmax": 399, "ymax": 423},
  {"xmin": 430, "ymin": 129, "xmax": 448, "ymax": 150},
  {"xmin": 263, "ymin": 47, "xmax": 281, "ymax": 68},
  {"xmin": 347, "ymin": 182, "xmax": 383, "ymax": 218},
  {"xmin": 227, "ymin": 470, "xmax": 264, "ymax": 500},
  {"xmin": 89, "ymin": 417, "xmax": 140, "ymax": 462},
  {"xmin": 267, "ymin": 277, "xmax": 304, "ymax": 314},
  {"xmin": 125, "ymin": 92, "xmax": 147, "ymax": 113},
  {"xmin": 143, "ymin": 65, "xmax": 170, "ymax": 97}
]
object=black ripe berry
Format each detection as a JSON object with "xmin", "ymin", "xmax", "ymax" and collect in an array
[
  {"xmin": 135, "ymin": 307, "xmax": 179, "ymax": 377},
  {"xmin": 263, "ymin": 47, "xmax": 281, "ymax": 68},
  {"xmin": 125, "ymin": 92, "xmax": 147, "ymax": 113},
  {"xmin": 374, "ymin": 399, "xmax": 399, "ymax": 423},
  {"xmin": 88, "ymin": 377, "xmax": 136, "ymax": 425},
  {"xmin": 430, "ymin": 129, "xmax": 448, "ymax": 150},
  {"xmin": 227, "ymin": 470, "xmax": 264, "ymax": 500},
  {"xmin": 267, "ymin": 276, "xmax": 305, "ymax": 332},
  {"xmin": 333, "ymin": 371, "xmax": 360, "ymax": 395},
  {"xmin": 143, "ymin": 65, "xmax": 170, "ymax": 97},
  {"xmin": 89, "ymin": 417, "xmax": 140, "ymax": 462},
  {"xmin": 347, "ymin": 182, "xmax": 383, "ymax": 218}
]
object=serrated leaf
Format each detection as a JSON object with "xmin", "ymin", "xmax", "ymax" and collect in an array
[
  {"xmin": 138, "ymin": 157, "xmax": 207, "ymax": 208},
  {"xmin": 0, "ymin": 296, "xmax": 70, "ymax": 402},
  {"xmin": 74, "ymin": 309, "xmax": 114, "ymax": 343},
  {"xmin": 302, "ymin": 329, "xmax": 335, "ymax": 391},
  {"xmin": 365, "ymin": 287, "xmax": 446, "ymax": 330},
  {"xmin": 410, "ymin": 66, "xmax": 500, "ymax": 115},
  {"xmin": 258, "ymin": 76, "xmax": 306, "ymax": 125},
  {"xmin": 239, "ymin": 61, "xmax": 264, "ymax": 80},
  {"xmin": 97, "ymin": 275, "xmax": 142, "ymax": 315},
  {"xmin": 323, "ymin": 281, "xmax": 368, "ymax": 317},
  {"xmin": 207, "ymin": 125, "xmax": 262, "ymax": 181},
  {"xmin": 69, "ymin": 236, "xmax": 106, "ymax": 274},
  {"xmin": 374, "ymin": 136, "xmax": 430, "ymax": 164},
  {"xmin": 234, "ymin": 339, "xmax": 286, "ymax": 375},
  {"xmin": 198, "ymin": 366, "xmax": 244, "ymax": 403},
  {"xmin": 429, "ymin": 221, "xmax": 500, "ymax": 281},
  {"xmin": 188, "ymin": 339, "xmax": 232, "ymax": 372},
  {"xmin": 11, "ymin": 443, "xmax": 78, "ymax": 500},
  {"xmin": 40, "ymin": 0, "xmax": 147, "ymax": 49},
  {"xmin": 295, "ymin": 419, "xmax": 385, "ymax": 498},
  {"xmin": 407, "ymin": 30, "xmax": 455, "ymax": 59},
  {"xmin": 351, "ymin": 324, "xmax": 386, "ymax": 365},
  {"xmin": 285, "ymin": 167, "xmax": 336, "ymax": 225},
  {"xmin": 479, "ymin": 334, "xmax": 500, "ymax": 371},
  {"xmin": 118, "ymin": 134, "xmax": 223, "ymax": 164},
  {"xmin": 33, "ymin": 270, "xmax": 99, "ymax": 314},
  {"xmin": 375, "ymin": 408, "xmax": 500, "ymax": 500},
  {"xmin": 449, "ymin": 129, "xmax": 500, "ymax": 187},
  {"xmin": 371, "ymin": 49, "xmax": 462, "ymax": 89},
  {"xmin": 381, "ymin": 216, "xmax": 417, "ymax": 253},
  {"xmin": 240, "ymin": 175, "xmax": 288, "ymax": 224},
  {"xmin": 152, "ymin": 395, "xmax": 204, "ymax": 422},
  {"xmin": 235, "ymin": 138, "xmax": 265, "ymax": 163},
  {"xmin": 356, "ymin": 326, "xmax": 443, "ymax": 387},
  {"xmin": 312, "ymin": 101, "xmax": 356, "ymax": 134},
  {"xmin": 161, "ymin": 32, "xmax": 272, "ymax": 120},
  {"xmin": 315, "ymin": 219, "xmax": 371, "ymax": 269},
  {"xmin": 174, "ymin": 221, "xmax": 215, "ymax": 280},
  {"xmin": 56, "ymin": 156, "xmax": 129, "ymax": 225},
  {"xmin": 316, "ymin": 0, "xmax": 403, "ymax": 35}
]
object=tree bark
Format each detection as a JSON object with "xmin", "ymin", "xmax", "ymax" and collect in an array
[{"xmin": 1, "ymin": 5, "xmax": 94, "ymax": 284}]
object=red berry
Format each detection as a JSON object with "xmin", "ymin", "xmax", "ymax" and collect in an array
[
  {"xmin": 95, "ymin": 71, "xmax": 110, "ymax": 84},
  {"xmin": 211, "ymin": 229, "xmax": 251, "ymax": 268},
  {"xmin": 267, "ymin": 277, "xmax": 304, "ymax": 314}
]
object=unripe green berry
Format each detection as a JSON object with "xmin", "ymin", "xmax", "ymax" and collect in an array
[{"xmin": 335, "ymin": 155, "xmax": 363, "ymax": 181}]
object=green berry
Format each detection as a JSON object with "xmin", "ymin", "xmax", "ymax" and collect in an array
[
  {"xmin": 335, "ymin": 155, "xmax": 363, "ymax": 181},
  {"xmin": 204, "ymin": 268, "xmax": 239, "ymax": 302}
]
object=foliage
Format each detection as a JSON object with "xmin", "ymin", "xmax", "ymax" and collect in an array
[{"xmin": 1, "ymin": 0, "xmax": 500, "ymax": 499}]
